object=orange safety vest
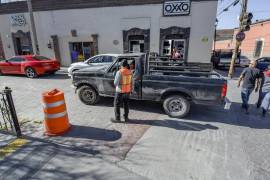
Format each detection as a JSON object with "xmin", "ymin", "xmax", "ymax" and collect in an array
[{"xmin": 120, "ymin": 68, "xmax": 132, "ymax": 93}]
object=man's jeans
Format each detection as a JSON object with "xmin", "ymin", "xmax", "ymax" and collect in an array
[
  {"xmin": 114, "ymin": 93, "xmax": 130, "ymax": 120},
  {"xmin": 257, "ymin": 91, "xmax": 268, "ymax": 107},
  {"xmin": 261, "ymin": 92, "xmax": 270, "ymax": 110},
  {"xmin": 241, "ymin": 88, "xmax": 254, "ymax": 109}
]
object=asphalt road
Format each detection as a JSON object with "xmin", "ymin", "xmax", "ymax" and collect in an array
[{"xmin": 1, "ymin": 71, "xmax": 270, "ymax": 180}]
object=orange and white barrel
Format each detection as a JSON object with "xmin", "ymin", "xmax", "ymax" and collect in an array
[{"xmin": 42, "ymin": 89, "xmax": 70, "ymax": 136}]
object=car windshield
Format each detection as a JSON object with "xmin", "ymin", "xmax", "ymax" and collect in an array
[{"xmin": 32, "ymin": 56, "xmax": 51, "ymax": 61}]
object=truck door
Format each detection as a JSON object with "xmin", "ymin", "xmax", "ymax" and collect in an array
[
  {"xmin": 102, "ymin": 57, "xmax": 142, "ymax": 98},
  {"xmin": 130, "ymin": 56, "xmax": 143, "ymax": 99},
  {"xmin": 102, "ymin": 61, "xmax": 118, "ymax": 96}
]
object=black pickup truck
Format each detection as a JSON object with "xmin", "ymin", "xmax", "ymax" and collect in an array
[{"xmin": 72, "ymin": 53, "xmax": 227, "ymax": 118}]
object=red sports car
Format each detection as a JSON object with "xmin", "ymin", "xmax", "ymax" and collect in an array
[{"xmin": 0, "ymin": 55, "xmax": 60, "ymax": 78}]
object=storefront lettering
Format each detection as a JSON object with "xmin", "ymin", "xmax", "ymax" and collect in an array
[{"xmin": 163, "ymin": 0, "xmax": 190, "ymax": 16}]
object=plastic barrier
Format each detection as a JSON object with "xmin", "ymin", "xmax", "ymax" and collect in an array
[{"xmin": 42, "ymin": 89, "xmax": 70, "ymax": 136}]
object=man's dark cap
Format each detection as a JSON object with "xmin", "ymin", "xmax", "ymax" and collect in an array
[{"xmin": 121, "ymin": 60, "xmax": 128, "ymax": 67}]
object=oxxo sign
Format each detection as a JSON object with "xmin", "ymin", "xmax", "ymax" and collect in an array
[{"xmin": 163, "ymin": 0, "xmax": 191, "ymax": 16}]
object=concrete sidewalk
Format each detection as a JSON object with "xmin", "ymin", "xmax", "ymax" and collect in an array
[
  {"xmin": 117, "ymin": 80, "xmax": 270, "ymax": 180},
  {"xmin": 0, "ymin": 134, "xmax": 146, "ymax": 180},
  {"xmin": 0, "ymin": 132, "xmax": 16, "ymax": 148}
]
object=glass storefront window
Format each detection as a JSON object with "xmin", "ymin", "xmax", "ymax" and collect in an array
[
  {"xmin": 129, "ymin": 40, "xmax": 145, "ymax": 53},
  {"xmin": 69, "ymin": 42, "xmax": 92, "ymax": 63},
  {"xmin": 162, "ymin": 39, "xmax": 185, "ymax": 60}
]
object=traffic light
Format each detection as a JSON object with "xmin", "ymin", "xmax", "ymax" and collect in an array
[{"xmin": 241, "ymin": 12, "xmax": 253, "ymax": 31}]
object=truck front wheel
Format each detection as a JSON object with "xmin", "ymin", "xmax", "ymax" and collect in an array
[
  {"xmin": 78, "ymin": 85, "xmax": 99, "ymax": 105},
  {"xmin": 163, "ymin": 95, "xmax": 190, "ymax": 118}
]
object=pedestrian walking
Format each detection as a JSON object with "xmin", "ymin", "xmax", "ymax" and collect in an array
[
  {"xmin": 257, "ymin": 66, "xmax": 270, "ymax": 108},
  {"xmin": 237, "ymin": 60, "xmax": 261, "ymax": 114},
  {"xmin": 111, "ymin": 60, "xmax": 133, "ymax": 123},
  {"xmin": 259, "ymin": 66, "xmax": 270, "ymax": 117}
]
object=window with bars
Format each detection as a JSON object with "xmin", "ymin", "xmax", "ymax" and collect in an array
[{"xmin": 254, "ymin": 40, "xmax": 263, "ymax": 58}]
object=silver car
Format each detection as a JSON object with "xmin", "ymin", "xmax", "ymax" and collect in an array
[{"xmin": 68, "ymin": 54, "xmax": 118, "ymax": 76}]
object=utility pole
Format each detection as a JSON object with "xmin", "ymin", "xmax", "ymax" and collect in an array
[
  {"xmin": 27, "ymin": 0, "xmax": 39, "ymax": 55},
  {"xmin": 213, "ymin": 19, "xmax": 218, "ymax": 51},
  {"xmin": 228, "ymin": 0, "xmax": 248, "ymax": 78}
]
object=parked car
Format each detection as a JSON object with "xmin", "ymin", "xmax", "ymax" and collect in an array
[
  {"xmin": 0, "ymin": 55, "xmax": 60, "ymax": 78},
  {"xmin": 72, "ymin": 53, "xmax": 227, "ymax": 118},
  {"xmin": 256, "ymin": 57, "xmax": 270, "ymax": 71},
  {"xmin": 211, "ymin": 49, "xmax": 241, "ymax": 69},
  {"xmin": 67, "ymin": 54, "xmax": 118, "ymax": 76}
]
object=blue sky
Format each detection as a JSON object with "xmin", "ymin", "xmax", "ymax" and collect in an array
[{"xmin": 217, "ymin": 0, "xmax": 270, "ymax": 29}]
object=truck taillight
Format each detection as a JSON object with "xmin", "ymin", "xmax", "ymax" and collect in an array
[{"xmin": 221, "ymin": 83, "xmax": 227, "ymax": 98}]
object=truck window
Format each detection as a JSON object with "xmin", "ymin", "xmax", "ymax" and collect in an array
[{"xmin": 108, "ymin": 57, "xmax": 138, "ymax": 75}]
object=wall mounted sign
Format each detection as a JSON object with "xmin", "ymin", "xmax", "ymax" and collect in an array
[
  {"xmin": 10, "ymin": 15, "xmax": 26, "ymax": 26},
  {"xmin": 113, "ymin": 40, "xmax": 119, "ymax": 45},
  {"xmin": 163, "ymin": 0, "xmax": 191, "ymax": 16},
  {"xmin": 201, "ymin": 36, "xmax": 209, "ymax": 43}
]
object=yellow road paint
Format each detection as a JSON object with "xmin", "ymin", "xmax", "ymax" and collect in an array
[{"xmin": 0, "ymin": 138, "xmax": 28, "ymax": 159}]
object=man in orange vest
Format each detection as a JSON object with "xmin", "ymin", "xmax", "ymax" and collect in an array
[{"xmin": 111, "ymin": 60, "xmax": 133, "ymax": 123}]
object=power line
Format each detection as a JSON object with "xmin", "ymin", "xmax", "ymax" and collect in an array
[{"xmin": 217, "ymin": 0, "xmax": 240, "ymax": 16}]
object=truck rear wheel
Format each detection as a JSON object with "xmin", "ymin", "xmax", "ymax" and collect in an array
[
  {"xmin": 163, "ymin": 95, "xmax": 190, "ymax": 118},
  {"xmin": 78, "ymin": 85, "xmax": 99, "ymax": 105}
]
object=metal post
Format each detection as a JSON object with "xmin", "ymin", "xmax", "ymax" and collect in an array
[
  {"xmin": 213, "ymin": 25, "xmax": 217, "ymax": 51},
  {"xmin": 4, "ymin": 87, "xmax": 22, "ymax": 137},
  {"xmin": 228, "ymin": 0, "xmax": 248, "ymax": 78},
  {"xmin": 27, "ymin": 0, "xmax": 39, "ymax": 55},
  {"xmin": 214, "ymin": 19, "xmax": 218, "ymax": 51}
]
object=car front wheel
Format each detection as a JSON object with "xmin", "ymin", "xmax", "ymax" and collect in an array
[
  {"xmin": 163, "ymin": 95, "xmax": 190, "ymax": 118},
  {"xmin": 78, "ymin": 85, "xmax": 99, "ymax": 105},
  {"xmin": 25, "ymin": 67, "xmax": 37, "ymax": 78}
]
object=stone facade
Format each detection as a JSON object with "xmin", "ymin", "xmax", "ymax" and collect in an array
[{"xmin": 0, "ymin": 0, "xmax": 218, "ymax": 65}]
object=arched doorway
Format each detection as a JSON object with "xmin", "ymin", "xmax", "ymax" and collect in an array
[
  {"xmin": 123, "ymin": 28, "xmax": 150, "ymax": 53},
  {"xmin": 160, "ymin": 26, "xmax": 190, "ymax": 62},
  {"xmin": 12, "ymin": 30, "xmax": 33, "ymax": 55}
]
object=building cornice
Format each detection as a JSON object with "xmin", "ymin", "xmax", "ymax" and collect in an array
[{"xmin": 0, "ymin": 0, "xmax": 218, "ymax": 15}]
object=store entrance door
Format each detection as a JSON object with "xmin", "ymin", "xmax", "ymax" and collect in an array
[
  {"xmin": 69, "ymin": 42, "xmax": 92, "ymax": 63},
  {"xmin": 12, "ymin": 31, "xmax": 33, "ymax": 55},
  {"xmin": 162, "ymin": 39, "xmax": 185, "ymax": 60},
  {"xmin": 128, "ymin": 35, "xmax": 145, "ymax": 53}
]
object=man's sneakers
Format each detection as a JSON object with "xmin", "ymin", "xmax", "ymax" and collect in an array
[
  {"xmin": 111, "ymin": 117, "xmax": 130, "ymax": 123},
  {"xmin": 110, "ymin": 118, "xmax": 121, "ymax": 123},
  {"xmin": 262, "ymin": 108, "xmax": 267, "ymax": 117},
  {"xmin": 124, "ymin": 117, "xmax": 129, "ymax": 122}
]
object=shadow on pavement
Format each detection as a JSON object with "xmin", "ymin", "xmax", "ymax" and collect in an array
[
  {"xmin": 63, "ymin": 125, "xmax": 122, "ymax": 141},
  {"xmin": 97, "ymin": 97, "xmax": 163, "ymax": 114},
  {"xmin": 92, "ymin": 95, "xmax": 270, "ymax": 130},
  {"xmin": 38, "ymin": 73, "xmax": 70, "ymax": 80},
  {"xmin": 126, "ymin": 119, "xmax": 218, "ymax": 131},
  {"xmin": 184, "ymin": 102, "xmax": 270, "ymax": 129}
]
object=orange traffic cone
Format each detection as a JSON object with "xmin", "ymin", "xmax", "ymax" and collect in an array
[{"xmin": 42, "ymin": 89, "xmax": 70, "ymax": 136}]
